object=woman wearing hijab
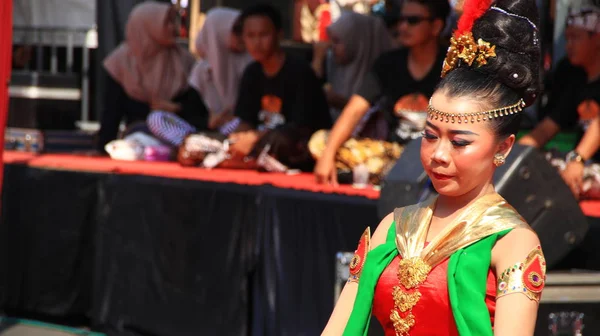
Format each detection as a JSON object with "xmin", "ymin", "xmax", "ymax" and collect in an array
[
  {"xmin": 188, "ymin": 8, "xmax": 252, "ymax": 131},
  {"xmin": 313, "ymin": 12, "xmax": 393, "ymax": 120},
  {"xmin": 97, "ymin": 1, "xmax": 200, "ymax": 152}
]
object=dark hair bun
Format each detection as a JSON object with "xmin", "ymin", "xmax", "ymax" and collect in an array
[{"xmin": 471, "ymin": 0, "xmax": 541, "ymax": 106}]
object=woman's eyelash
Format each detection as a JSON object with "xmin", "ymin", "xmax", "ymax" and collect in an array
[
  {"xmin": 422, "ymin": 131, "xmax": 471, "ymax": 147},
  {"xmin": 451, "ymin": 140, "xmax": 471, "ymax": 147},
  {"xmin": 422, "ymin": 131, "xmax": 436, "ymax": 139}
]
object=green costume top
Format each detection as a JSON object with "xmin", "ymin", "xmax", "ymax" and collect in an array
[{"xmin": 343, "ymin": 193, "xmax": 532, "ymax": 336}]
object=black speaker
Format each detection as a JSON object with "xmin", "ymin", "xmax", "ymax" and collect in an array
[{"xmin": 378, "ymin": 140, "xmax": 589, "ymax": 268}]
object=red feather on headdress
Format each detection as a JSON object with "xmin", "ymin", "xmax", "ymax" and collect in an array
[{"xmin": 455, "ymin": 0, "xmax": 493, "ymax": 36}]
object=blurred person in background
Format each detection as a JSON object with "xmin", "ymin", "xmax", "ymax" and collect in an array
[
  {"xmin": 561, "ymin": 116, "xmax": 600, "ymax": 198},
  {"xmin": 228, "ymin": 4, "xmax": 332, "ymax": 171},
  {"xmin": 188, "ymin": 8, "xmax": 252, "ymax": 131},
  {"xmin": 312, "ymin": 11, "xmax": 394, "ymax": 121},
  {"xmin": 314, "ymin": 0, "xmax": 450, "ymax": 185},
  {"xmin": 519, "ymin": 2, "xmax": 599, "ymax": 152},
  {"xmin": 518, "ymin": 1, "xmax": 600, "ymax": 195},
  {"xmin": 96, "ymin": 1, "xmax": 205, "ymax": 152}
]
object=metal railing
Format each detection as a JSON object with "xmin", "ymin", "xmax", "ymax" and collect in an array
[{"xmin": 11, "ymin": 26, "xmax": 97, "ymax": 122}]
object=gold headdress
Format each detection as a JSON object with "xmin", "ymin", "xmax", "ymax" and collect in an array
[
  {"xmin": 435, "ymin": 0, "xmax": 538, "ymax": 122},
  {"xmin": 441, "ymin": 32, "xmax": 497, "ymax": 77},
  {"xmin": 427, "ymin": 98, "xmax": 526, "ymax": 124}
]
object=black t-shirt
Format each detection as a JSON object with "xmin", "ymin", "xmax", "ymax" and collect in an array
[
  {"xmin": 235, "ymin": 54, "xmax": 332, "ymax": 132},
  {"xmin": 356, "ymin": 47, "xmax": 446, "ymax": 143},
  {"xmin": 545, "ymin": 58, "xmax": 600, "ymax": 160}
]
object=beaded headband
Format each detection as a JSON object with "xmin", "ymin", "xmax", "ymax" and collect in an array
[
  {"xmin": 427, "ymin": 98, "xmax": 526, "ymax": 123},
  {"xmin": 490, "ymin": 6, "xmax": 539, "ymax": 45}
]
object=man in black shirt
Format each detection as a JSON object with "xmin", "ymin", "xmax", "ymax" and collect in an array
[
  {"xmin": 314, "ymin": 0, "xmax": 450, "ymax": 185},
  {"xmin": 520, "ymin": 3, "xmax": 600, "ymax": 197},
  {"xmin": 229, "ymin": 4, "xmax": 331, "ymax": 169}
]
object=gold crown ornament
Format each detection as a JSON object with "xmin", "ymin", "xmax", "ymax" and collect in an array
[{"xmin": 441, "ymin": 32, "xmax": 497, "ymax": 77}]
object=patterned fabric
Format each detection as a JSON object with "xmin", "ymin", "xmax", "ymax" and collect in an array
[
  {"xmin": 219, "ymin": 117, "xmax": 241, "ymax": 136},
  {"xmin": 497, "ymin": 245, "xmax": 546, "ymax": 302},
  {"xmin": 348, "ymin": 228, "xmax": 371, "ymax": 283},
  {"xmin": 568, "ymin": 2, "xmax": 600, "ymax": 33},
  {"xmin": 147, "ymin": 110, "xmax": 196, "ymax": 146}
]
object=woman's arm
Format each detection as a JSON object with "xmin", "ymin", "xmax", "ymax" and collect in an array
[
  {"xmin": 491, "ymin": 228, "xmax": 545, "ymax": 336},
  {"xmin": 314, "ymin": 95, "xmax": 371, "ymax": 185},
  {"xmin": 322, "ymin": 213, "xmax": 394, "ymax": 335}
]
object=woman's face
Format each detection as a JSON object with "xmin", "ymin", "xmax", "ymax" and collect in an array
[
  {"xmin": 330, "ymin": 35, "xmax": 349, "ymax": 65},
  {"xmin": 420, "ymin": 91, "xmax": 513, "ymax": 197}
]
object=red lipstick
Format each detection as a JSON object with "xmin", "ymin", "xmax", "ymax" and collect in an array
[{"xmin": 431, "ymin": 172, "xmax": 453, "ymax": 181}]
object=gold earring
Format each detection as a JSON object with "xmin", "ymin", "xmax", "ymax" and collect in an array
[{"xmin": 493, "ymin": 153, "xmax": 505, "ymax": 167}]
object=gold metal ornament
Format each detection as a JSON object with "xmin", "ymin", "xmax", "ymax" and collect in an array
[
  {"xmin": 389, "ymin": 257, "xmax": 431, "ymax": 336},
  {"xmin": 390, "ymin": 310, "xmax": 416, "ymax": 336},
  {"xmin": 427, "ymin": 99, "xmax": 526, "ymax": 124},
  {"xmin": 493, "ymin": 153, "xmax": 506, "ymax": 167},
  {"xmin": 397, "ymin": 257, "xmax": 431, "ymax": 289},
  {"xmin": 392, "ymin": 286, "xmax": 422, "ymax": 312},
  {"xmin": 441, "ymin": 32, "xmax": 497, "ymax": 77}
]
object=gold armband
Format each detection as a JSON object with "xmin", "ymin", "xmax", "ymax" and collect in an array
[
  {"xmin": 348, "ymin": 228, "xmax": 371, "ymax": 283},
  {"xmin": 497, "ymin": 245, "xmax": 547, "ymax": 302}
]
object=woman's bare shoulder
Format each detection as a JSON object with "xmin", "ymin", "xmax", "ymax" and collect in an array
[
  {"xmin": 370, "ymin": 212, "xmax": 395, "ymax": 249},
  {"xmin": 492, "ymin": 227, "xmax": 541, "ymax": 270}
]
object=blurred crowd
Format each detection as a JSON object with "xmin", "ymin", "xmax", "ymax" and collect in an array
[{"xmin": 94, "ymin": 0, "xmax": 599, "ymax": 199}]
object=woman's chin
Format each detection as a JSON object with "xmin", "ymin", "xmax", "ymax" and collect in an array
[{"xmin": 431, "ymin": 182, "xmax": 462, "ymax": 197}]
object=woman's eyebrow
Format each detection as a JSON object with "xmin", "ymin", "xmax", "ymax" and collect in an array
[{"xmin": 425, "ymin": 121, "xmax": 479, "ymax": 136}]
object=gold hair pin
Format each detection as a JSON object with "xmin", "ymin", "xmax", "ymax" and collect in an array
[
  {"xmin": 427, "ymin": 99, "xmax": 526, "ymax": 123},
  {"xmin": 442, "ymin": 32, "xmax": 497, "ymax": 77}
]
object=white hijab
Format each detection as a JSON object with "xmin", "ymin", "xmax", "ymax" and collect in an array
[{"xmin": 188, "ymin": 8, "xmax": 252, "ymax": 115}]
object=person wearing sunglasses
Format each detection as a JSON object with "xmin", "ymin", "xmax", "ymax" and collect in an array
[{"xmin": 314, "ymin": 0, "xmax": 450, "ymax": 185}]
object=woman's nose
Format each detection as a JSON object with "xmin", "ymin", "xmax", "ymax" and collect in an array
[{"xmin": 431, "ymin": 141, "xmax": 450, "ymax": 165}]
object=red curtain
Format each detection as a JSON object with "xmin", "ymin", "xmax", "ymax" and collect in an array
[{"xmin": 0, "ymin": 0, "xmax": 12, "ymax": 194}]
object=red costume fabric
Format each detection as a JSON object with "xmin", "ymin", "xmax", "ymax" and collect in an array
[{"xmin": 372, "ymin": 255, "xmax": 497, "ymax": 335}]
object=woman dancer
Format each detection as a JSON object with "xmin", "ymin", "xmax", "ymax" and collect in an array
[{"xmin": 322, "ymin": 0, "xmax": 546, "ymax": 334}]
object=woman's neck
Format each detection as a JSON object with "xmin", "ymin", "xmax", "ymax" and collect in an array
[
  {"xmin": 262, "ymin": 50, "xmax": 286, "ymax": 77},
  {"xmin": 434, "ymin": 182, "xmax": 496, "ymax": 219}
]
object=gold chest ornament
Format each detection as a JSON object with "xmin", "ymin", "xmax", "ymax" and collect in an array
[{"xmin": 388, "ymin": 194, "xmax": 529, "ymax": 336}]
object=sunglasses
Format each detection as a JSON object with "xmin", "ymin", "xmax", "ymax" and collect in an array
[{"xmin": 398, "ymin": 15, "xmax": 433, "ymax": 25}]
